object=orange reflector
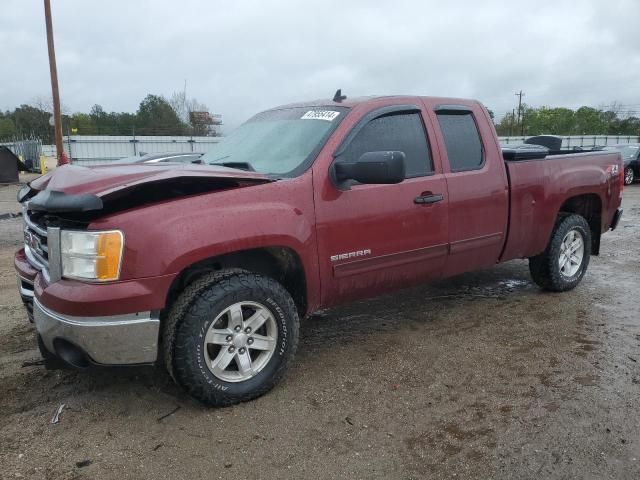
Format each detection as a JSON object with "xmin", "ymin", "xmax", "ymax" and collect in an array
[{"xmin": 95, "ymin": 231, "xmax": 123, "ymax": 280}]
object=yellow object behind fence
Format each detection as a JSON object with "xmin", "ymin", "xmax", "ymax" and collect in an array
[{"xmin": 40, "ymin": 155, "xmax": 47, "ymax": 174}]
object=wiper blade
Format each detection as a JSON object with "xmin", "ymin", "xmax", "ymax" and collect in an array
[{"xmin": 210, "ymin": 161, "xmax": 255, "ymax": 172}]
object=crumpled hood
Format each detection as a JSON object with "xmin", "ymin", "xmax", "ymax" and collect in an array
[
  {"xmin": 29, "ymin": 163, "xmax": 274, "ymax": 197},
  {"xmin": 22, "ymin": 163, "xmax": 276, "ymax": 216}
]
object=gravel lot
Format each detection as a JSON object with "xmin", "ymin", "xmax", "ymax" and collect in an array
[{"xmin": 1, "ymin": 177, "xmax": 639, "ymax": 479}]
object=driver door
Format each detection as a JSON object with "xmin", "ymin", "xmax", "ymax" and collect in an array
[{"xmin": 313, "ymin": 104, "xmax": 449, "ymax": 307}]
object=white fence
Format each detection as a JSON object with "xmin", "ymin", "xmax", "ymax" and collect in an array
[
  {"xmin": 498, "ymin": 135, "xmax": 639, "ymax": 148},
  {"xmin": 60, "ymin": 135, "xmax": 221, "ymax": 165},
  {"xmin": 42, "ymin": 144, "xmax": 56, "ymax": 157},
  {"xmin": 41, "ymin": 134, "xmax": 639, "ymax": 166}
]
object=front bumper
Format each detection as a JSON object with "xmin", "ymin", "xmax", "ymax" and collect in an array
[
  {"xmin": 33, "ymin": 297, "xmax": 159, "ymax": 365},
  {"xmin": 15, "ymin": 247, "xmax": 173, "ymax": 366},
  {"xmin": 17, "ymin": 275, "xmax": 35, "ymax": 321}
]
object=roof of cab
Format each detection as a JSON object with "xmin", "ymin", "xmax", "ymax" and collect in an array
[{"xmin": 267, "ymin": 95, "xmax": 481, "ymax": 111}]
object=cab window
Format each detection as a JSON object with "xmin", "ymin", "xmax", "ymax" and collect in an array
[{"xmin": 339, "ymin": 112, "xmax": 433, "ymax": 178}]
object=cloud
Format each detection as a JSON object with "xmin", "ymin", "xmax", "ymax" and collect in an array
[{"xmin": 2, "ymin": 0, "xmax": 639, "ymax": 129}]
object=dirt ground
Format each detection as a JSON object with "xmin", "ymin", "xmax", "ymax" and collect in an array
[{"xmin": 1, "ymin": 177, "xmax": 639, "ymax": 480}]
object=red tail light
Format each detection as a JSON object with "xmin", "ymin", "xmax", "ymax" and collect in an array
[{"xmin": 606, "ymin": 161, "xmax": 624, "ymax": 200}]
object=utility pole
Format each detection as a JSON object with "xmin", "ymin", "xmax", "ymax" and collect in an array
[
  {"xmin": 44, "ymin": 0, "xmax": 66, "ymax": 165},
  {"xmin": 515, "ymin": 90, "xmax": 525, "ymax": 137},
  {"xmin": 183, "ymin": 79, "xmax": 187, "ymax": 123},
  {"xmin": 509, "ymin": 108, "xmax": 515, "ymax": 136}
]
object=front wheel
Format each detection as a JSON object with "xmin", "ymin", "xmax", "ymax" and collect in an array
[
  {"xmin": 164, "ymin": 270, "xmax": 299, "ymax": 407},
  {"xmin": 529, "ymin": 214, "xmax": 591, "ymax": 292},
  {"xmin": 624, "ymin": 167, "xmax": 635, "ymax": 185}
]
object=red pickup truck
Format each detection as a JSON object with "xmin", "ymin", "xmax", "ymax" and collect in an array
[{"xmin": 15, "ymin": 95, "xmax": 624, "ymax": 406}]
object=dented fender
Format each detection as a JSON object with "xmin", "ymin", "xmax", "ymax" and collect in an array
[{"xmin": 88, "ymin": 174, "xmax": 322, "ymax": 312}]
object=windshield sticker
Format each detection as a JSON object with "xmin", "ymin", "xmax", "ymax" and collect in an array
[{"xmin": 301, "ymin": 110, "xmax": 340, "ymax": 121}]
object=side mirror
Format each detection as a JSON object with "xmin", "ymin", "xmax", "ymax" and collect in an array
[{"xmin": 333, "ymin": 151, "xmax": 406, "ymax": 190}]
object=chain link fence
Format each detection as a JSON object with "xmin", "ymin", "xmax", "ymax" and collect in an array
[{"xmin": 0, "ymin": 138, "xmax": 43, "ymax": 171}]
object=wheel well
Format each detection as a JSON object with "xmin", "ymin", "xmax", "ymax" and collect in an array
[
  {"xmin": 559, "ymin": 194, "xmax": 602, "ymax": 255},
  {"xmin": 165, "ymin": 247, "xmax": 308, "ymax": 315}
]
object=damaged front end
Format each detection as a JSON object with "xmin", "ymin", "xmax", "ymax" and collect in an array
[{"xmin": 16, "ymin": 163, "xmax": 275, "ymax": 320}]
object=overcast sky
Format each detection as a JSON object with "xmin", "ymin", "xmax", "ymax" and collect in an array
[{"xmin": 1, "ymin": 0, "xmax": 639, "ymax": 130}]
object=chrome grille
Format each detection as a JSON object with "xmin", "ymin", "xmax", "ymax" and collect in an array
[{"xmin": 23, "ymin": 208, "xmax": 50, "ymax": 281}]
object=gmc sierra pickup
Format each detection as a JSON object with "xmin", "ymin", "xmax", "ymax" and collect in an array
[{"xmin": 15, "ymin": 95, "xmax": 624, "ymax": 406}]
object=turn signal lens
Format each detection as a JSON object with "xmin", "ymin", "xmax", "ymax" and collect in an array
[
  {"xmin": 95, "ymin": 232, "xmax": 123, "ymax": 280},
  {"xmin": 61, "ymin": 230, "xmax": 124, "ymax": 281}
]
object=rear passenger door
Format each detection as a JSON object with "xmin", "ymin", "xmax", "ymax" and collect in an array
[{"xmin": 426, "ymin": 102, "xmax": 509, "ymax": 277}]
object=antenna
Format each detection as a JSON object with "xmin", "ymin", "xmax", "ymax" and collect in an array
[{"xmin": 333, "ymin": 89, "xmax": 347, "ymax": 103}]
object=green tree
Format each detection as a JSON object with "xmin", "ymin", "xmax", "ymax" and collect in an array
[
  {"xmin": 109, "ymin": 112, "xmax": 136, "ymax": 135},
  {"xmin": 70, "ymin": 113, "xmax": 95, "ymax": 134},
  {"xmin": 613, "ymin": 116, "xmax": 640, "ymax": 136},
  {"xmin": 495, "ymin": 111, "xmax": 518, "ymax": 136},
  {"xmin": 0, "ymin": 115, "xmax": 16, "ymax": 139},
  {"xmin": 136, "ymin": 94, "xmax": 184, "ymax": 135},
  {"xmin": 90, "ymin": 104, "xmax": 111, "ymax": 134},
  {"xmin": 573, "ymin": 107, "xmax": 604, "ymax": 135},
  {"xmin": 12, "ymin": 105, "xmax": 52, "ymax": 142},
  {"xmin": 522, "ymin": 107, "xmax": 574, "ymax": 135}
]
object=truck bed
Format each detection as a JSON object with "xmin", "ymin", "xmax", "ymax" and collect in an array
[{"xmin": 500, "ymin": 151, "xmax": 622, "ymax": 261}]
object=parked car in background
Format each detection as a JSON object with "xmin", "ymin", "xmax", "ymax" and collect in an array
[
  {"xmin": 112, "ymin": 152, "xmax": 203, "ymax": 165},
  {"xmin": 603, "ymin": 144, "xmax": 639, "ymax": 185}
]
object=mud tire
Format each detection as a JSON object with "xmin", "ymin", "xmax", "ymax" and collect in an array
[{"xmin": 163, "ymin": 270, "xmax": 299, "ymax": 407}]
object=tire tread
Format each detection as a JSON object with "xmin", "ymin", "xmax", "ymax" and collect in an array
[
  {"xmin": 529, "ymin": 213, "xmax": 591, "ymax": 292},
  {"xmin": 163, "ymin": 269, "xmax": 299, "ymax": 406}
]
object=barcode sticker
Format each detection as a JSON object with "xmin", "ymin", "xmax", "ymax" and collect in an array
[{"xmin": 301, "ymin": 110, "xmax": 340, "ymax": 121}]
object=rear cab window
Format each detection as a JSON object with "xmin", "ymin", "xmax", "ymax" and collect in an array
[{"xmin": 436, "ymin": 111, "xmax": 484, "ymax": 172}]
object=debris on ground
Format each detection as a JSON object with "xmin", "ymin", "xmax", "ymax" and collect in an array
[
  {"xmin": 0, "ymin": 212, "xmax": 21, "ymax": 221},
  {"xmin": 21, "ymin": 359, "xmax": 46, "ymax": 368},
  {"xmin": 51, "ymin": 404, "xmax": 65, "ymax": 424},
  {"xmin": 156, "ymin": 406, "xmax": 181, "ymax": 423}
]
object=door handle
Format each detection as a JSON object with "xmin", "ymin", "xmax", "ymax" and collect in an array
[{"xmin": 414, "ymin": 193, "xmax": 444, "ymax": 205}]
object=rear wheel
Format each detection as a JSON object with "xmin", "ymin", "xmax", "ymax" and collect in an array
[
  {"xmin": 624, "ymin": 167, "xmax": 635, "ymax": 185},
  {"xmin": 529, "ymin": 214, "xmax": 591, "ymax": 292},
  {"xmin": 164, "ymin": 270, "xmax": 299, "ymax": 407}
]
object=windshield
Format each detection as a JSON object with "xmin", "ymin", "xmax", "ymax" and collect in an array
[{"xmin": 201, "ymin": 106, "xmax": 348, "ymax": 175}]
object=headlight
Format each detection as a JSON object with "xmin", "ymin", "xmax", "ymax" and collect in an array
[{"xmin": 60, "ymin": 230, "xmax": 124, "ymax": 281}]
